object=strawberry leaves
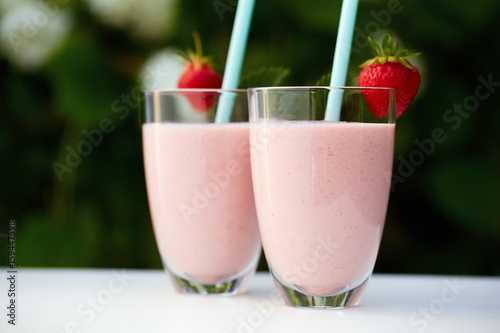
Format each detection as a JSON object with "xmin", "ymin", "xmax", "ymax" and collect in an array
[
  {"xmin": 361, "ymin": 32, "xmax": 421, "ymax": 70},
  {"xmin": 368, "ymin": 37, "xmax": 383, "ymax": 57},
  {"xmin": 382, "ymin": 33, "xmax": 393, "ymax": 55}
]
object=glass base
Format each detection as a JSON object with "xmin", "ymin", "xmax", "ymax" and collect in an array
[
  {"xmin": 166, "ymin": 267, "xmax": 256, "ymax": 296},
  {"xmin": 271, "ymin": 271, "xmax": 370, "ymax": 309}
]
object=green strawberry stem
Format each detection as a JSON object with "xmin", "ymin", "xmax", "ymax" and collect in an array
[
  {"xmin": 360, "ymin": 32, "xmax": 421, "ymax": 70},
  {"xmin": 193, "ymin": 31, "xmax": 202, "ymax": 59},
  {"xmin": 177, "ymin": 31, "xmax": 214, "ymax": 71}
]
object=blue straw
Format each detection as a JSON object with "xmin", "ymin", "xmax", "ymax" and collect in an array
[
  {"xmin": 324, "ymin": 0, "xmax": 359, "ymax": 121},
  {"xmin": 215, "ymin": 0, "xmax": 255, "ymax": 123}
]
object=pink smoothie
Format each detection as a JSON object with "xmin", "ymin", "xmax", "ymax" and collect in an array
[
  {"xmin": 250, "ymin": 121, "xmax": 395, "ymax": 296},
  {"xmin": 143, "ymin": 122, "xmax": 261, "ymax": 284}
]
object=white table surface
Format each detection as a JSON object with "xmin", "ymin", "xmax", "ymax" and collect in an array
[{"xmin": 1, "ymin": 269, "xmax": 499, "ymax": 333}]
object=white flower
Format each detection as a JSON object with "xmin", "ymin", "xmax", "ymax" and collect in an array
[
  {"xmin": 0, "ymin": 0, "xmax": 73, "ymax": 71},
  {"xmin": 139, "ymin": 47, "xmax": 184, "ymax": 89},
  {"xmin": 84, "ymin": 0, "xmax": 178, "ymax": 41}
]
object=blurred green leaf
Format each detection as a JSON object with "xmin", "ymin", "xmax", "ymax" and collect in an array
[
  {"xmin": 276, "ymin": 0, "xmax": 340, "ymax": 32},
  {"xmin": 425, "ymin": 159, "xmax": 500, "ymax": 236},
  {"xmin": 74, "ymin": 204, "xmax": 103, "ymax": 264},
  {"xmin": 46, "ymin": 28, "xmax": 132, "ymax": 127},
  {"xmin": 315, "ymin": 72, "xmax": 331, "ymax": 86},
  {"xmin": 403, "ymin": 0, "xmax": 500, "ymax": 47},
  {"xmin": 312, "ymin": 73, "xmax": 331, "ymax": 121},
  {"xmin": 17, "ymin": 214, "xmax": 79, "ymax": 267},
  {"xmin": 239, "ymin": 66, "xmax": 290, "ymax": 89}
]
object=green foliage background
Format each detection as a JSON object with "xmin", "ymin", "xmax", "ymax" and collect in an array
[{"xmin": 1, "ymin": 0, "xmax": 499, "ymax": 275}]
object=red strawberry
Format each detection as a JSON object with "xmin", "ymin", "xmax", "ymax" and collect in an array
[
  {"xmin": 177, "ymin": 32, "xmax": 223, "ymax": 113},
  {"xmin": 358, "ymin": 33, "xmax": 421, "ymax": 119}
]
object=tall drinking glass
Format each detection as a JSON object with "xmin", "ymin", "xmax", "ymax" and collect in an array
[
  {"xmin": 248, "ymin": 86, "xmax": 395, "ymax": 308},
  {"xmin": 142, "ymin": 89, "xmax": 261, "ymax": 295}
]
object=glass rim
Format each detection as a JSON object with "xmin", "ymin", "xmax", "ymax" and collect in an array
[
  {"xmin": 248, "ymin": 86, "xmax": 395, "ymax": 93},
  {"xmin": 143, "ymin": 88, "xmax": 247, "ymax": 95}
]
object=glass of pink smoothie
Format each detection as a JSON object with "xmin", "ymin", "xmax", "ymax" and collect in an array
[
  {"xmin": 248, "ymin": 86, "xmax": 395, "ymax": 308},
  {"xmin": 142, "ymin": 89, "xmax": 261, "ymax": 295}
]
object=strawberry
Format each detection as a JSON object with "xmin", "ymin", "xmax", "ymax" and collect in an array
[
  {"xmin": 177, "ymin": 32, "xmax": 223, "ymax": 113},
  {"xmin": 358, "ymin": 33, "xmax": 421, "ymax": 119}
]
